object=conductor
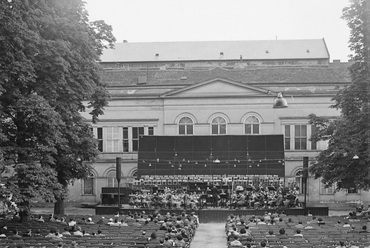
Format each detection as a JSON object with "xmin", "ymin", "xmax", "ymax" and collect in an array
[{"xmin": 211, "ymin": 185, "xmax": 219, "ymax": 207}]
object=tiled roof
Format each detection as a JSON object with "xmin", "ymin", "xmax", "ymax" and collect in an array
[
  {"xmin": 102, "ymin": 64, "xmax": 351, "ymax": 87},
  {"xmin": 100, "ymin": 39, "xmax": 329, "ymax": 62}
]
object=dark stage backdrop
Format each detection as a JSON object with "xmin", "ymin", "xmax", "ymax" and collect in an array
[{"xmin": 137, "ymin": 135, "xmax": 285, "ymax": 178}]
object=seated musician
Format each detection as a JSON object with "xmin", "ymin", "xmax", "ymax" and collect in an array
[
  {"xmin": 134, "ymin": 194, "xmax": 141, "ymax": 208},
  {"xmin": 219, "ymin": 189, "xmax": 228, "ymax": 207},
  {"xmin": 189, "ymin": 192, "xmax": 199, "ymax": 210},
  {"xmin": 234, "ymin": 187, "xmax": 246, "ymax": 209}
]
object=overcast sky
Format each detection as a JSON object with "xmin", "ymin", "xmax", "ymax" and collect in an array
[{"xmin": 84, "ymin": 0, "xmax": 352, "ymax": 62}]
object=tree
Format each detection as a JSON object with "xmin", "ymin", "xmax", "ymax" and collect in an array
[
  {"xmin": 308, "ymin": 0, "xmax": 370, "ymax": 190},
  {"xmin": 0, "ymin": 0, "xmax": 116, "ymax": 219}
]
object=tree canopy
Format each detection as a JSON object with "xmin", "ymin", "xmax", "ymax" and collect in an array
[
  {"xmin": 309, "ymin": 0, "xmax": 370, "ymax": 190},
  {"xmin": 0, "ymin": 0, "xmax": 115, "ymax": 217}
]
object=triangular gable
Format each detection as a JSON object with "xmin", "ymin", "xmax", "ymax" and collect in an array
[{"xmin": 161, "ymin": 78, "xmax": 270, "ymax": 98}]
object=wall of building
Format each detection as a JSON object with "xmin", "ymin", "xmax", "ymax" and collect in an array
[{"xmin": 68, "ymin": 57, "xmax": 367, "ymax": 207}]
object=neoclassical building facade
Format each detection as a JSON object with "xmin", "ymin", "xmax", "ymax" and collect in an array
[{"xmin": 69, "ymin": 39, "xmax": 369, "ymax": 206}]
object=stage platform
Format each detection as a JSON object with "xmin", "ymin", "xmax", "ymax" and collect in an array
[{"xmin": 95, "ymin": 206, "xmax": 329, "ymax": 223}]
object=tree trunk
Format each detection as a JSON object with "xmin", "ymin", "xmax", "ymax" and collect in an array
[
  {"xmin": 54, "ymin": 198, "xmax": 65, "ymax": 215},
  {"xmin": 19, "ymin": 209, "xmax": 30, "ymax": 222}
]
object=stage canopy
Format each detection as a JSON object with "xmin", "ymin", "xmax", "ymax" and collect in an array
[{"xmin": 137, "ymin": 135, "xmax": 285, "ymax": 178}]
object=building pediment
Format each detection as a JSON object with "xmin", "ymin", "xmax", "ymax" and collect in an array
[{"xmin": 161, "ymin": 78, "xmax": 270, "ymax": 98}]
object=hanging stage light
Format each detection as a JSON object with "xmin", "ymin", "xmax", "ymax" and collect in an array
[{"xmin": 273, "ymin": 92, "xmax": 288, "ymax": 108}]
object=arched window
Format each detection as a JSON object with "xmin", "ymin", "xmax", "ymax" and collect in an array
[
  {"xmin": 244, "ymin": 116, "xmax": 260, "ymax": 134},
  {"xmin": 83, "ymin": 172, "xmax": 95, "ymax": 195},
  {"xmin": 107, "ymin": 170, "xmax": 122, "ymax": 187},
  {"xmin": 132, "ymin": 170, "xmax": 138, "ymax": 178},
  {"xmin": 211, "ymin": 116, "xmax": 227, "ymax": 135},
  {"xmin": 179, "ymin": 117, "xmax": 193, "ymax": 135},
  {"xmin": 295, "ymin": 170, "xmax": 303, "ymax": 194}
]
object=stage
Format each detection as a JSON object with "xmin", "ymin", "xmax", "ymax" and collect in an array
[{"xmin": 95, "ymin": 206, "xmax": 329, "ymax": 223}]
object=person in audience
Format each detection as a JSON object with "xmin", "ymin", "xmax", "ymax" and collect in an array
[
  {"xmin": 359, "ymin": 225, "xmax": 369, "ymax": 233},
  {"xmin": 72, "ymin": 226, "xmax": 83, "ymax": 237},
  {"xmin": 0, "ymin": 229, "xmax": 6, "ymax": 238},
  {"xmin": 57, "ymin": 242, "xmax": 64, "ymax": 248},
  {"xmin": 77, "ymin": 217, "xmax": 86, "ymax": 225},
  {"xmin": 260, "ymin": 240, "xmax": 268, "ymax": 247},
  {"xmin": 317, "ymin": 217, "xmax": 325, "ymax": 226},
  {"xmin": 68, "ymin": 218, "xmax": 77, "ymax": 227},
  {"xmin": 304, "ymin": 223, "xmax": 314, "ymax": 230},
  {"xmin": 163, "ymin": 235, "xmax": 174, "ymax": 247},
  {"xmin": 347, "ymin": 225, "xmax": 358, "ymax": 234},
  {"xmin": 49, "ymin": 214, "xmax": 56, "ymax": 222},
  {"xmin": 61, "ymin": 227, "xmax": 71, "ymax": 236},
  {"xmin": 293, "ymin": 229, "xmax": 303, "ymax": 237},
  {"xmin": 266, "ymin": 230, "xmax": 275, "ymax": 237},
  {"xmin": 35, "ymin": 215, "xmax": 44, "ymax": 222},
  {"xmin": 22, "ymin": 229, "xmax": 32, "ymax": 237},
  {"xmin": 97, "ymin": 216, "xmax": 106, "ymax": 224},
  {"xmin": 227, "ymin": 230, "xmax": 238, "ymax": 241},
  {"xmin": 86, "ymin": 217, "xmax": 94, "ymax": 224},
  {"xmin": 70, "ymin": 241, "xmax": 80, "ymax": 248},
  {"xmin": 97, "ymin": 229, "xmax": 105, "ymax": 237},
  {"xmin": 335, "ymin": 241, "xmax": 346, "ymax": 248},
  {"xmin": 343, "ymin": 221, "xmax": 351, "ymax": 228},
  {"xmin": 239, "ymin": 228, "xmax": 250, "ymax": 237},
  {"xmin": 34, "ymin": 229, "xmax": 42, "ymax": 237},
  {"xmin": 148, "ymin": 232, "xmax": 161, "ymax": 245},
  {"xmin": 132, "ymin": 219, "xmax": 142, "ymax": 227},
  {"xmin": 347, "ymin": 241, "xmax": 360, "ymax": 248},
  {"xmin": 45, "ymin": 228, "xmax": 56, "ymax": 238},
  {"xmin": 174, "ymin": 234, "xmax": 186, "ymax": 247},
  {"xmin": 257, "ymin": 217, "xmax": 266, "ymax": 225},
  {"xmin": 158, "ymin": 238, "xmax": 165, "ymax": 247},
  {"xmin": 229, "ymin": 235, "xmax": 243, "ymax": 247},
  {"xmin": 120, "ymin": 219, "xmax": 128, "ymax": 226},
  {"xmin": 106, "ymin": 218, "xmax": 114, "ymax": 225},
  {"xmin": 51, "ymin": 231, "xmax": 64, "ymax": 241},
  {"xmin": 334, "ymin": 220, "xmax": 342, "ymax": 227},
  {"xmin": 294, "ymin": 221, "xmax": 304, "ymax": 229},
  {"xmin": 109, "ymin": 218, "xmax": 121, "ymax": 226}
]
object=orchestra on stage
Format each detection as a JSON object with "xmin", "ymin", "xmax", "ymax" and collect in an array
[{"xmin": 128, "ymin": 183, "xmax": 301, "ymax": 210}]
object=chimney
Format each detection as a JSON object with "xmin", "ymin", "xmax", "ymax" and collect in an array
[{"xmin": 123, "ymin": 40, "xmax": 128, "ymax": 43}]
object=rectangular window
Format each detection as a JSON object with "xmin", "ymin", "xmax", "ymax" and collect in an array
[
  {"xmin": 311, "ymin": 125, "xmax": 317, "ymax": 150},
  {"xmin": 245, "ymin": 124, "xmax": 251, "ymax": 134},
  {"xmin": 284, "ymin": 125, "xmax": 291, "ymax": 150},
  {"xmin": 123, "ymin": 127, "xmax": 129, "ymax": 152},
  {"xmin": 187, "ymin": 125, "xmax": 193, "ymax": 135},
  {"xmin": 220, "ymin": 124, "xmax": 226, "ymax": 134},
  {"xmin": 211, "ymin": 125, "xmax": 218, "ymax": 135},
  {"xmin": 179, "ymin": 125, "xmax": 186, "ymax": 135},
  {"xmin": 294, "ymin": 125, "xmax": 307, "ymax": 150},
  {"xmin": 347, "ymin": 187, "xmax": 358, "ymax": 194},
  {"xmin": 148, "ymin": 127, "xmax": 154, "ymax": 135},
  {"xmin": 132, "ymin": 127, "xmax": 144, "ymax": 152},
  {"xmin": 97, "ymin": 127, "xmax": 103, "ymax": 152},
  {"xmin": 106, "ymin": 127, "xmax": 119, "ymax": 152},
  {"xmin": 253, "ymin": 124, "xmax": 259, "ymax": 134},
  {"xmin": 83, "ymin": 178, "xmax": 94, "ymax": 195},
  {"xmin": 320, "ymin": 182, "xmax": 335, "ymax": 194}
]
